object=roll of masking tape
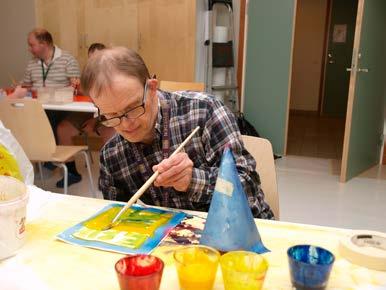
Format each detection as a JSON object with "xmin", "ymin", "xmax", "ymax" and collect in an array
[{"xmin": 339, "ymin": 231, "xmax": 386, "ymax": 271}]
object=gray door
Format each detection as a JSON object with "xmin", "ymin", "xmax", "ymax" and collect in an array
[
  {"xmin": 341, "ymin": 0, "xmax": 386, "ymax": 181},
  {"xmin": 322, "ymin": 0, "xmax": 358, "ymax": 117},
  {"xmin": 243, "ymin": 0, "xmax": 296, "ymax": 154}
]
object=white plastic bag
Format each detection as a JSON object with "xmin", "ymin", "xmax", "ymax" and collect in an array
[{"xmin": 0, "ymin": 121, "xmax": 34, "ymax": 185}]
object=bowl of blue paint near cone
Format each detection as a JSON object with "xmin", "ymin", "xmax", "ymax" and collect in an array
[{"xmin": 287, "ymin": 244, "xmax": 335, "ymax": 290}]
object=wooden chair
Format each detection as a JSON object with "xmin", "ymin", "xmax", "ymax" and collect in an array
[
  {"xmin": 241, "ymin": 135, "xmax": 280, "ymax": 219},
  {"xmin": 159, "ymin": 81, "xmax": 205, "ymax": 92},
  {"xmin": 0, "ymin": 99, "xmax": 95, "ymax": 196}
]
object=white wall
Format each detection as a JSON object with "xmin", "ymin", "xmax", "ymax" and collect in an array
[
  {"xmin": 290, "ymin": 0, "xmax": 328, "ymax": 111},
  {"xmin": 0, "ymin": 0, "xmax": 36, "ymax": 87}
]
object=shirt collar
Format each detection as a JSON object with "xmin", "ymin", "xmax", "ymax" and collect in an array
[
  {"xmin": 36, "ymin": 45, "xmax": 62, "ymax": 64},
  {"xmin": 52, "ymin": 45, "xmax": 62, "ymax": 60}
]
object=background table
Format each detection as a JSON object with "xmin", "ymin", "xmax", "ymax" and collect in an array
[
  {"xmin": 42, "ymin": 102, "xmax": 97, "ymax": 113},
  {"xmin": 1, "ymin": 186, "xmax": 385, "ymax": 290}
]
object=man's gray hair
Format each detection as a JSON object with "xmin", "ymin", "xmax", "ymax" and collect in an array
[{"xmin": 81, "ymin": 47, "xmax": 150, "ymax": 98}]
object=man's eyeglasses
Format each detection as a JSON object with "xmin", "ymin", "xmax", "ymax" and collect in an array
[{"xmin": 97, "ymin": 82, "xmax": 148, "ymax": 128}]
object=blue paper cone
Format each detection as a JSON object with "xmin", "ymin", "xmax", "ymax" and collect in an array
[{"xmin": 200, "ymin": 147, "xmax": 269, "ymax": 254}]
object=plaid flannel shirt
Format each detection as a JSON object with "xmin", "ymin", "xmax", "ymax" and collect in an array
[{"xmin": 99, "ymin": 91, "xmax": 274, "ymax": 219}]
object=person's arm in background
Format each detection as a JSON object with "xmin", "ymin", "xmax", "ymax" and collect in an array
[
  {"xmin": 70, "ymin": 77, "xmax": 81, "ymax": 96},
  {"xmin": 65, "ymin": 54, "xmax": 81, "ymax": 90},
  {"xmin": 70, "ymin": 77, "xmax": 80, "ymax": 88}
]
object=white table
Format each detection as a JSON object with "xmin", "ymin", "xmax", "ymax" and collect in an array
[
  {"xmin": 1, "ymin": 186, "xmax": 386, "ymax": 290},
  {"xmin": 42, "ymin": 102, "xmax": 97, "ymax": 113}
]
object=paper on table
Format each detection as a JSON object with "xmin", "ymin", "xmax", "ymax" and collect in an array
[
  {"xmin": 26, "ymin": 185, "xmax": 64, "ymax": 221},
  {"xmin": 0, "ymin": 259, "xmax": 52, "ymax": 290}
]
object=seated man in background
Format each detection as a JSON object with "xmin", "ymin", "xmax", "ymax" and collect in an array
[
  {"xmin": 23, "ymin": 28, "xmax": 80, "ymax": 88},
  {"xmin": 80, "ymin": 47, "xmax": 274, "ymax": 219},
  {"xmin": 23, "ymin": 28, "xmax": 84, "ymax": 187}
]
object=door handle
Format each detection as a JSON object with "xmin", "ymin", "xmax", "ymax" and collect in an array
[{"xmin": 346, "ymin": 68, "xmax": 369, "ymax": 73}]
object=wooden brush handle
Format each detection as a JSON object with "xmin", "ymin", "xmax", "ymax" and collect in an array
[{"xmin": 111, "ymin": 126, "xmax": 200, "ymax": 225}]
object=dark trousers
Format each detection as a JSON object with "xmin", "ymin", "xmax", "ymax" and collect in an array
[{"xmin": 45, "ymin": 110, "xmax": 69, "ymax": 142}]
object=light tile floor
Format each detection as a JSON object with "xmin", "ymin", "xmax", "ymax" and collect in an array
[
  {"xmin": 34, "ymin": 151, "xmax": 386, "ymax": 232},
  {"xmin": 33, "ymin": 151, "xmax": 104, "ymax": 199},
  {"xmin": 276, "ymin": 155, "xmax": 386, "ymax": 231}
]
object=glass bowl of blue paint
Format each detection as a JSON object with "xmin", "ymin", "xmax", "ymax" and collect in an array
[{"xmin": 287, "ymin": 245, "xmax": 335, "ymax": 290}]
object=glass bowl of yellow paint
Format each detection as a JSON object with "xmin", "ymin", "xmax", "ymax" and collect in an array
[
  {"xmin": 220, "ymin": 251, "xmax": 268, "ymax": 290},
  {"xmin": 173, "ymin": 245, "xmax": 220, "ymax": 290}
]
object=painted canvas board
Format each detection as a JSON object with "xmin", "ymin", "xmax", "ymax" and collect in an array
[{"xmin": 57, "ymin": 203, "xmax": 186, "ymax": 255}]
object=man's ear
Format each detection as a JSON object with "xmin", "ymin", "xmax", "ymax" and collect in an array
[{"xmin": 147, "ymin": 78, "xmax": 158, "ymax": 92}]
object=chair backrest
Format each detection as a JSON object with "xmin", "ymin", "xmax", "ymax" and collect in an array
[
  {"xmin": 241, "ymin": 135, "xmax": 280, "ymax": 219},
  {"xmin": 0, "ymin": 99, "xmax": 56, "ymax": 161},
  {"xmin": 159, "ymin": 81, "xmax": 205, "ymax": 92}
]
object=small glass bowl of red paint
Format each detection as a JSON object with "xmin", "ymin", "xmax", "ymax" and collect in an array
[{"xmin": 115, "ymin": 254, "xmax": 164, "ymax": 290}]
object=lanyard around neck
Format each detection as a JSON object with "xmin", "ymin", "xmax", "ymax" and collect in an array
[{"xmin": 41, "ymin": 47, "xmax": 55, "ymax": 87}]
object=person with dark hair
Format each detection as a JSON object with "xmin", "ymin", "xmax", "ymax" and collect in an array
[
  {"xmin": 55, "ymin": 42, "xmax": 115, "ymax": 187},
  {"xmin": 57, "ymin": 42, "xmax": 115, "ymax": 149},
  {"xmin": 88, "ymin": 43, "xmax": 106, "ymax": 56},
  {"xmin": 81, "ymin": 46, "xmax": 274, "ymax": 219}
]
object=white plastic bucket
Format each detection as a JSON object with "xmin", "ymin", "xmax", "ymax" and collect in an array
[{"xmin": 0, "ymin": 176, "xmax": 28, "ymax": 260}]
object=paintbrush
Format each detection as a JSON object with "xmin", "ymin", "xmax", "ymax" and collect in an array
[
  {"xmin": 9, "ymin": 74, "xmax": 18, "ymax": 87},
  {"xmin": 103, "ymin": 126, "xmax": 200, "ymax": 230}
]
